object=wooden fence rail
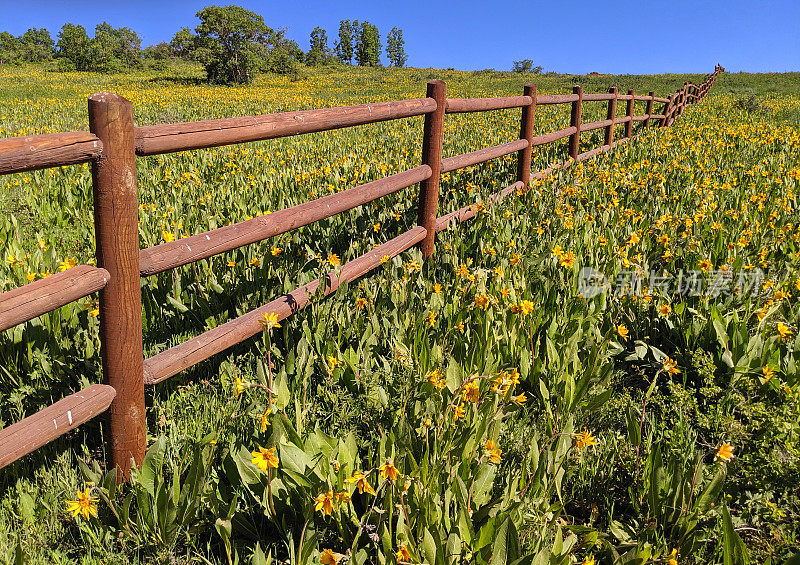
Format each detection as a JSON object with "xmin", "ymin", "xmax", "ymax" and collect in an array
[{"xmin": 0, "ymin": 65, "xmax": 723, "ymax": 477}]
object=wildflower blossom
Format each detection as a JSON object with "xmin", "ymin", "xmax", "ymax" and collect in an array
[
  {"xmin": 251, "ymin": 446, "xmax": 279, "ymax": 473},
  {"xmin": 65, "ymin": 487, "xmax": 98, "ymax": 520}
]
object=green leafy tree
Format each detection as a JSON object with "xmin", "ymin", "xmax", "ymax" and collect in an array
[
  {"xmin": 18, "ymin": 28, "xmax": 54, "ymax": 62},
  {"xmin": 334, "ymin": 19, "xmax": 354, "ymax": 64},
  {"xmin": 306, "ymin": 26, "xmax": 329, "ymax": 66},
  {"xmin": 355, "ymin": 21, "xmax": 381, "ymax": 67},
  {"xmin": 0, "ymin": 32, "xmax": 20, "ymax": 65},
  {"xmin": 512, "ymin": 59, "xmax": 532, "ymax": 73},
  {"xmin": 55, "ymin": 23, "xmax": 91, "ymax": 70},
  {"xmin": 194, "ymin": 5, "xmax": 275, "ymax": 84},
  {"xmin": 90, "ymin": 22, "xmax": 142, "ymax": 72},
  {"xmin": 512, "ymin": 59, "xmax": 542, "ymax": 73},
  {"xmin": 386, "ymin": 27, "xmax": 407, "ymax": 67},
  {"xmin": 266, "ymin": 29, "xmax": 302, "ymax": 75},
  {"xmin": 170, "ymin": 27, "xmax": 197, "ymax": 60}
]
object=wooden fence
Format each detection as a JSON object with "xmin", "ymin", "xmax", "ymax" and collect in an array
[{"xmin": 0, "ymin": 65, "xmax": 723, "ymax": 478}]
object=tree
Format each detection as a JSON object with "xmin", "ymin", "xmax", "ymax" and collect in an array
[
  {"xmin": 512, "ymin": 59, "xmax": 542, "ymax": 73},
  {"xmin": 334, "ymin": 20, "xmax": 354, "ymax": 64},
  {"xmin": 194, "ymin": 5, "xmax": 275, "ymax": 84},
  {"xmin": 18, "ymin": 28, "xmax": 54, "ymax": 62},
  {"xmin": 56, "ymin": 23, "xmax": 91, "ymax": 70},
  {"xmin": 90, "ymin": 22, "xmax": 142, "ymax": 72},
  {"xmin": 170, "ymin": 27, "xmax": 197, "ymax": 60},
  {"xmin": 306, "ymin": 26, "xmax": 329, "ymax": 66},
  {"xmin": 143, "ymin": 42, "xmax": 174, "ymax": 60},
  {"xmin": 266, "ymin": 29, "xmax": 302, "ymax": 75},
  {"xmin": 386, "ymin": 27, "xmax": 407, "ymax": 67},
  {"xmin": 0, "ymin": 32, "xmax": 20, "ymax": 65},
  {"xmin": 355, "ymin": 21, "xmax": 381, "ymax": 67}
]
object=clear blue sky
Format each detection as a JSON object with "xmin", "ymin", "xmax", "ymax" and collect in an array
[{"xmin": 2, "ymin": 0, "xmax": 798, "ymax": 73}]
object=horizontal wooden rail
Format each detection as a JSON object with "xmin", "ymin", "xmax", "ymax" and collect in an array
[
  {"xmin": 142, "ymin": 226, "xmax": 427, "ymax": 384},
  {"xmin": 0, "ymin": 384, "xmax": 116, "ymax": 469},
  {"xmin": 440, "ymin": 139, "xmax": 528, "ymax": 173},
  {"xmin": 134, "ymin": 98, "xmax": 437, "ymax": 156},
  {"xmin": 446, "ymin": 96, "xmax": 532, "ymax": 113},
  {"xmin": 0, "ymin": 131, "xmax": 102, "ymax": 176},
  {"xmin": 0, "ymin": 265, "xmax": 110, "ymax": 331},
  {"xmin": 536, "ymin": 94, "xmax": 580, "ymax": 105},
  {"xmin": 531, "ymin": 126, "xmax": 577, "ymax": 147},
  {"xmin": 581, "ymin": 118, "xmax": 615, "ymax": 133},
  {"xmin": 139, "ymin": 165, "xmax": 432, "ymax": 276},
  {"xmin": 581, "ymin": 93, "xmax": 617, "ymax": 102}
]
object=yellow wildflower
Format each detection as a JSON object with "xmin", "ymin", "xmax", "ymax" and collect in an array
[
  {"xmin": 715, "ymin": 443, "xmax": 734, "ymax": 462},
  {"xmin": 259, "ymin": 407, "xmax": 271, "ymax": 432},
  {"xmin": 65, "ymin": 487, "xmax": 98, "ymax": 520},
  {"xmin": 379, "ymin": 459, "xmax": 400, "ymax": 482},
  {"xmin": 663, "ymin": 357, "xmax": 681, "ymax": 375},
  {"xmin": 320, "ymin": 549, "xmax": 340, "ymax": 565},
  {"xmin": 777, "ymin": 322, "xmax": 792, "ymax": 341},
  {"xmin": 396, "ymin": 545, "xmax": 412, "ymax": 562},
  {"xmin": 462, "ymin": 380, "xmax": 481, "ymax": 403},
  {"xmin": 574, "ymin": 429, "xmax": 598, "ymax": 451},
  {"xmin": 251, "ymin": 446, "xmax": 279, "ymax": 473},
  {"xmin": 483, "ymin": 439, "xmax": 502, "ymax": 464},
  {"xmin": 259, "ymin": 312, "xmax": 281, "ymax": 331},
  {"xmin": 314, "ymin": 490, "xmax": 336, "ymax": 515},
  {"xmin": 345, "ymin": 471, "xmax": 376, "ymax": 495}
]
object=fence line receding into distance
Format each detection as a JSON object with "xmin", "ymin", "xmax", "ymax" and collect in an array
[{"xmin": 0, "ymin": 65, "xmax": 723, "ymax": 477}]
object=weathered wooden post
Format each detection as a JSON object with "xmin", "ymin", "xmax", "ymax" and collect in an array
[
  {"xmin": 417, "ymin": 80, "xmax": 446, "ymax": 258},
  {"xmin": 679, "ymin": 83, "xmax": 688, "ymax": 117},
  {"xmin": 568, "ymin": 85, "xmax": 582, "ymax": 160},
  {"xmin": 644, "ymin": 91, "xmax": 655, "ymax": 128},
  {"xmin": 516, "ymin": 84, "xmax": 537, "ymax": 185},
  {"xmin": 625, "ymin": 89, "xmax": 635, "ymax": 138},
  {"xmin": 604, "ymin": 87, "xmax": 618, "ymax": 146},
  {"xmin": 660, "ymin": 95, "xmax": 673, "ymax": 127},
  {"xmin": 88, "ymin": 93, "xmax": 145, "ymax": 481}
]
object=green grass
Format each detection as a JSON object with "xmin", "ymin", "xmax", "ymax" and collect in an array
[{"xmin": 0, "ymin": 63, "xmax": 799, "ymax": 564}]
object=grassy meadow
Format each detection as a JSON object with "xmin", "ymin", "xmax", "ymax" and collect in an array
[{"xmin": 0, "ymin": 63, "xmax": 799, "ymax": 564}]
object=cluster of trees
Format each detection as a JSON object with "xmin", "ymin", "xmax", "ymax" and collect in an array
[
  {"xmin": 0, "ymin": 5, "xmax": 409, "ymax": 85},
  {"xmin": 0, "ymin": 23, "xmax": 144, "ymax": 72},
  {"xmin": 57, "ymin": 23, "xmax": 142, "ymax": 72},
  {"xmin": 330, "ymin": 20, "xmax": 406, "ymax": 67},
  {"xmin": 512, "ymin": 59, "xmax": 543, "ymax": 74},
  {"xmin": 0, "ymin": 28, "xmax": 54, "ymax": 65}
]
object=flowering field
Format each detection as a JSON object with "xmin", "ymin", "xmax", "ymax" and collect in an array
[{"xmin": 1, "ymin": 64, "xmax": 799, "ymax": 564}]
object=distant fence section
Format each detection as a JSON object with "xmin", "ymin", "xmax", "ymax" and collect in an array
[{"xmin": 0, "ymin": 65, "xmax": 723, "ymax": 478}]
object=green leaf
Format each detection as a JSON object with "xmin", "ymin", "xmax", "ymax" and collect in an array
[
  {"xmin": 138, "ymin": 436, "xmax": 167, "ymax": 498},
  {"xmin": 472, "ymin": 463, "xmax": 497, "ymax": 507},
  {"xmin": 626, "ymin": 405, "xmax": 641, "ymax": 447},
  {"xmin": 489, "ymin": 516, "xmax": 520, "ymax": 565},
  {"xmin": 422, "ymin": 528, "xmax": 438, "ymax": 565},
  {"xmin": 695, "ymin": 465, "xmax": 726, "ymax": 513},
  {"xmin": 721, "ymin": 504, "xmax": 750, "ymax": 565}
]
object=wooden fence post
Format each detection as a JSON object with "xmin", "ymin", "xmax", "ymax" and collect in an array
[
  {"xmin": 88, "ymin": 93, "xmax": 145, "ymax": 481},
  {"xmin": 644, "ymin": 91, "xmax": 654, "ymax": 128},
  {"xmin": 625, "ymin": 89, "xmax": 635, "ymax": 138},
  {"xmin": 680, "ymin": 83, "xmax": 688, "ymax": 116},
  {"xmin": 604, "ymin": 87, "xmax": 617, "ymax": 146},
  {"xmin": 417, "ymin": 80, "xmax": 446, "ymax": 258},
  {"xmin": 660, "ymin": 95, "xmax": 672, "ymax": 128},
  {"xmin": 568, "ymin": 85, "xmax": 582, "ymax": 160},
  {"xmin": 516, "ymin": 84, "xmax": 536, "ymax": 185}
]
